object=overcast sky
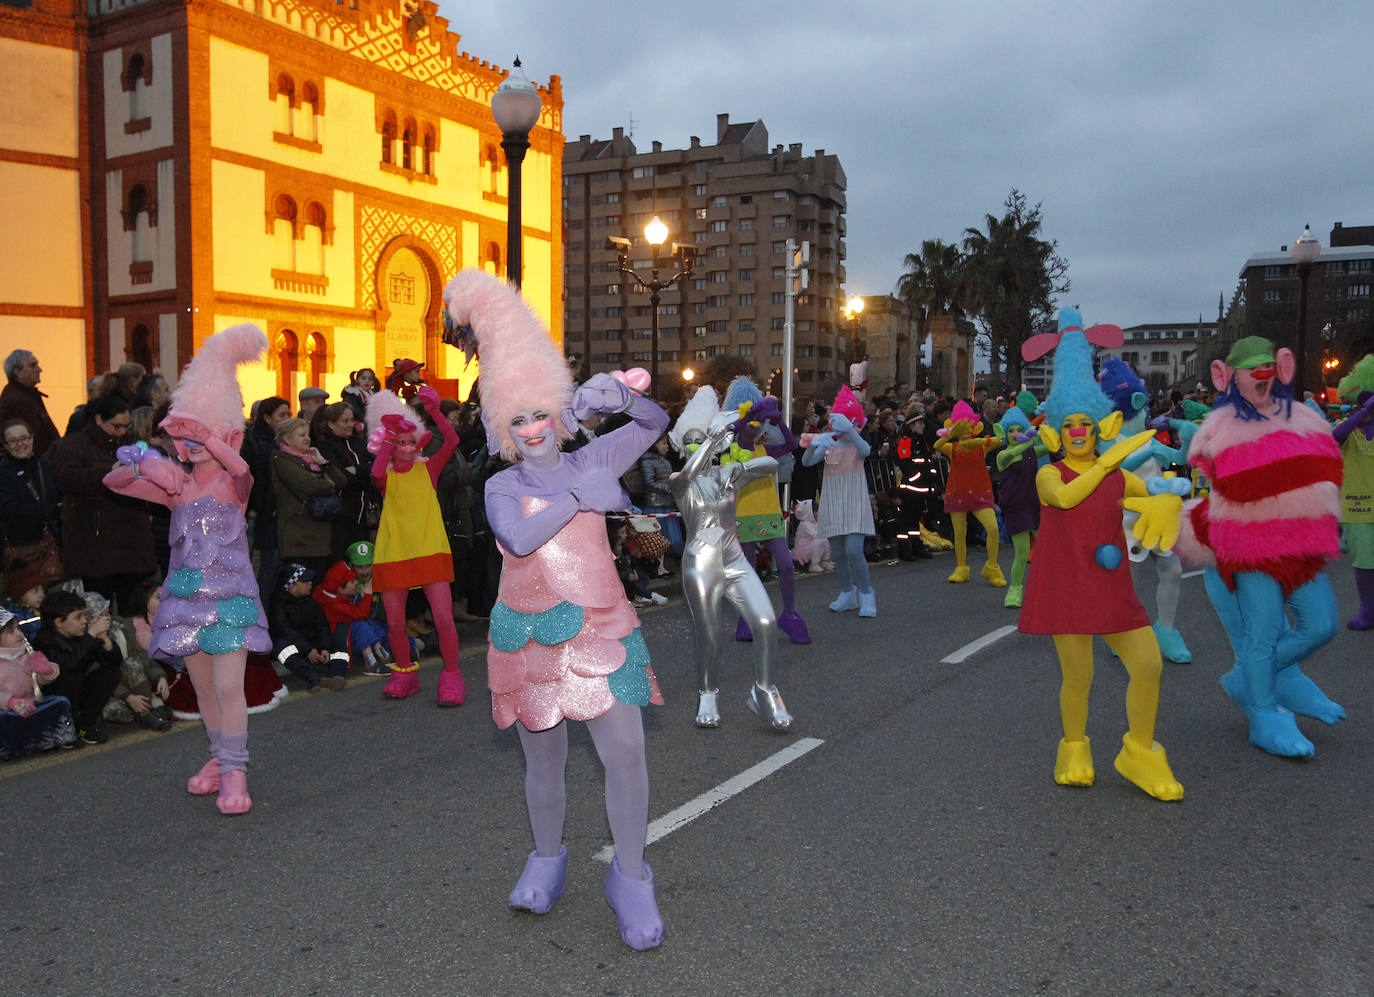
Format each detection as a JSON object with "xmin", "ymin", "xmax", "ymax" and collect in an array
[{"xmin": 444, "ymin": 0, "xmax": 1373, "ymax": 330}]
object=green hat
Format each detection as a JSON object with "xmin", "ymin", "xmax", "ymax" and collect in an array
[
  {"xmin": 346, "ymin": 540, "xmax": 374, "ymax": 567},
  {"xmin": 1225, "ymin": 336, "xmax": 1276, "ymax": 370}
]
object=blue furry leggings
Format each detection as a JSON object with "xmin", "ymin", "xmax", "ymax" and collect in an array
[{"xmin": 830, "ymin": 533, "xmax": 870, "ymax": 592}]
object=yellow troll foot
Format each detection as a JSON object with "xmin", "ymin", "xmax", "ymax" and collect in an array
[
  {"xmin": 948, "ymin": 565, "xmax": 971, "ymax": 583},
  {"xmin": 982, "ymin": 562, "xmax": 1007, "ymax": 587},
  {"xmin": 1113, "ymin": 735, "xmax": 1184, "ymax": 801},
  {"xmin": 1054, "ymin": 737, "xmax": 1094, "ymax": 787}
]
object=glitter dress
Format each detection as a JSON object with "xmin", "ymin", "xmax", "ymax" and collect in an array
[
  {"xmin": 152, "ymin": 496, "xmax": 270, "ymax": 658},
  {"xmin": 487, "ymin": 501, "xmax": 662, "ymax": 732}
]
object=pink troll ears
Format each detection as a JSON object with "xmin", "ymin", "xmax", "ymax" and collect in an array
[{"xmin": 1023, "ymin": 307, "xmax": 1124, "ymax": 363}]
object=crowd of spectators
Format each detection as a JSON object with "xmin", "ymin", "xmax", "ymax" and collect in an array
[{"xmin": 0, "ymin": 342, "xmax": 1240, "ymax": 763}]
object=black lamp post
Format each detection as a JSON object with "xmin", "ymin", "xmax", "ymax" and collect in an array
[
  {"xmin": 843, "ymin": 294, "xmax": 864, "ymax": 377},
  {"xmin": 607, "ymin": 216, "xmax": 695, "ymax": 396},
  {"xmin": 1290, "ymin": 223, "xmax": 1321, "ymax": 398},
  {"xmin": 491, "ymin": 57, "xmax": 541, "ymax": 289}
]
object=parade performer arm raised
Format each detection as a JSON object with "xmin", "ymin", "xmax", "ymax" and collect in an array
[
  {"xmin": 935, "ymin": 401, "xmax": 1006, "ymax": 588},
  {"xmin": 442, "ymin": 268, "xmax": 666, "ymax": 951},
  {"xmin": 805, "ymin": 386, "xmax": 880, "ymax": 615},
  {"xmin": 103, "ymin": 324, "xmax": 270, "ymax": 815},
  {"xmin": 1017, "ymin": 309, "xmax": 1184, "ymax": 801}
]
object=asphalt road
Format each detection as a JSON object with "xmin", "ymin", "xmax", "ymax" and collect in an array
[{"xmin": 3, "ymin": 553, "xmax": 1371, "ymax": 996}]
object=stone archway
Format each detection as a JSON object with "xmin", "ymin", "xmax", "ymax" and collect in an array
[{"xmin": 375, "ymin": 237, "xmax": 476, "ymax": 400}]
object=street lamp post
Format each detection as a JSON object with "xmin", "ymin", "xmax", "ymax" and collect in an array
[
  {"xmin": 490, "ymin": 57, "xmax": 542, "ymax": 289},
  {"xmin": 1290, "ymin": 223, "xmax": 1321, "ymax": 398},
  {"xmin": 607, "ymin": 216, "xmax": 696, "ymax": 397},
  {"xmin": 843, "ymin": 294, "xmax": 864, "ymax": 380}
]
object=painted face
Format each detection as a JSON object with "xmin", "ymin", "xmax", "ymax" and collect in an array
[
  {"xmin": 179, "ymin": 438, "xmax": 215, "ymax": 464},
  {"xmin": 682, "ymin": 428, "xmax": 707, "ymax": 453},
  {"xmin": 1235, "ymin": 363, "xmax": 1277, "ymax": 410},
  {"xmin": 509, "ymin": 408, "xmax": 558, "ymax": 462},
  {"xmin": 1060, "ymin": 413, "xmax": 1097, "ymax": 460}
]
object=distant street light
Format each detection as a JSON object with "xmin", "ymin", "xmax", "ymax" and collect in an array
[
  {"xmin": 607, "ymin": 217, "xmax": 696, "ymax": 396},
  {"xmin": 491, "ymin": 57, "xmax": 542, "ymax": 289},
  {"xmin": 1290, "ymin": 223, "xmax": 1321, "ymax": 398},
  {"xmin": 681, "ymin": 367, "xmax": 695, "ymax": 382},
  {"xmin": 843, "ymin": 294, "xmax": 865, "ymax": 377}
]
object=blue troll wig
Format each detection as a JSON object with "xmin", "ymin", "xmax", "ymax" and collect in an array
[
  {"xmin": 1042, "ymin": 331, "xmax": 1114, "ymax": 429},
  {"xmin": 1098, "ymin": 357, "xmax": 1148, "ymax": 420},
  {"xmin": 722, "ymin": 375, "xmax": 763, "ymax": 414},
  {"xmin": 998, "ymin": 406, "xmax": 1030, "ymax": 432}
]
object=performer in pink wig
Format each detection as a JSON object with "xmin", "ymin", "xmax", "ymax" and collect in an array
[
  {"xmin": 365, "ymin": 386, "xmax": 465, "ymax": 705},
  {"xmin": 443, "ymin": 269, "xmax": 669, "ymax": 951},
  {"xmin": 104, "ymin": 325, "xmax": 271, "ymax": 814}
]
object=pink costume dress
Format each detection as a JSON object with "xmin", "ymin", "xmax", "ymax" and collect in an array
[{"xmin": 484, "ymin": 397, "xmax": 669, "ymax": 732}]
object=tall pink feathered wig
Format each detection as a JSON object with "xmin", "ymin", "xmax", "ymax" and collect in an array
[
  {"xmin": 441, "ymin": 269, "xmax": 572, "ymax": 462},
  {"xmin": 830, "ymin": 384, "xmax": 866, "ymax": 429},
  {"xmin": 161, "ymin": 323, "xmax": 267, "ymax": 452}
]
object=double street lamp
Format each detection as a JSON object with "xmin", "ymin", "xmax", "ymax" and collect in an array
[
  {"xmin": 607, "ymin": 216, "xmax": 696, "ymax": 396},
  {"xmin": 1290, "ymin": 223, "xmax": 1321, "ymax": 398},
  {"xmin": 491, "ymin": 57, "xmax": 541, "ymax": 289}
]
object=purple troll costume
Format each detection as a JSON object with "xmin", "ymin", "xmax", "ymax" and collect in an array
[{"xmin": 104, "ymin": 324, "xmax": 270, "ymax": 815}]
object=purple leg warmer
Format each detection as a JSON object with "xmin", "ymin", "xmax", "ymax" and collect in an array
[{"xmin": 218, "ymin": 731, "xmax": 249, "ymax": 773}]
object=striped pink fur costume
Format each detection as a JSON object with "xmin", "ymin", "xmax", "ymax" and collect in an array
[{"xmin": 1175, "ymin": 401, "xmax": 1343, "ymax": 592}]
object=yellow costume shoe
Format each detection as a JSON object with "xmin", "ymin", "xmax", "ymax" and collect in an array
[
  {"xmin": 982, "ymin": 562, "xmax": 1007, "ymax": 587},
  {"xmin": 947, "ymin": 565, "xmax": 971, "ymax": 583},
  {"xmin": 1113, "ymin": 735, "xmax": 1184, "ymax": 801},
  {"xmin": 1053, "ymin": 737, "xmax": 1094, "ymax": 787}
]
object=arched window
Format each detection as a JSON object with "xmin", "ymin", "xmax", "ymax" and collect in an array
[
  {"xmin": 273, "ymin": 195, "xmax": 297, "ymax": 272},
  {"xmin": 484, "ymin": 240, "xmax": 501, "ymax": 277},
  {"xmin": 125, "ymin": 53, "xmax": 146, "ymax": 121},
  {"xmin": 303, "ymin": 201, "xmax": 326, "ymax": 275},
  {"xmin": 299, "ymin": 81, "xmax": 319, "ymax": 142},
  {"xmin": 127, "ymin": 184, "xmax": 150, "ymax": 262},
  {"xmin": 485, "ymin": 145, "xmax": 500, "ymax": 196},
  {"xmin": 275, "ymin": 73, "xmax": 294, "ymax": 135},
  {"xmin": 422, "ymin": 127, "xmax": 436, "ymax": 176},
  {"xmin": 273, "ymin": 329, "xmax": 299, "ymax": 399},
  {"xmin": 381, "ymin": 111, "xmax": 397, "ymax": 165},
  {"xmin": 401, "ymin": 120, "xmax": 417, "ymax": 171},
  {"xmin": 306, "ymin": 332, "xmax": 328, "ymax": 387},
  {"xmin": 129, "ymin": 323, "xmax": 154, "ymax": 371}
]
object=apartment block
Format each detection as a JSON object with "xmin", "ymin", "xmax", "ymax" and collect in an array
[{"xmin": 561, "ymin": 114, "xmax": 847, "ymax": 393}]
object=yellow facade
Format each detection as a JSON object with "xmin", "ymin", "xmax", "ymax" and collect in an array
[{"xmin": 1, "ymin": 0, "xmax": 564, "ymax": 425}]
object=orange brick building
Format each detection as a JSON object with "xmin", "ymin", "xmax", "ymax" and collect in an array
[{"xmin": 0, "ymin": 0, "xmax": 564, "ymax": 418}]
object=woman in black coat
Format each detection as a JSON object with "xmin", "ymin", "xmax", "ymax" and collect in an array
[
  {"xmin": 241, "ymin": 396, "xmax": 290, "ymax": 597},
  {"xmin": 0, "ymin": 418, "xmax": 62, "ymax": 559},
  {"xmin": 311, "ymin": 402, "xmax": 376, "ymax": 558}
]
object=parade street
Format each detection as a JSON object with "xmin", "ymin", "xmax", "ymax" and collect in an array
[{"xmin": 4, "ymin": 554, "xmax": 1371, "ymax": 996}]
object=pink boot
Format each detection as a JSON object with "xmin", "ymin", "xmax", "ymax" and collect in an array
[
  {"xmin": 382, "ymin": 669, "xmax": 421, "ymax": 699},
  {"xmin": 437, "ymin": 667, "xmax": 466, "ymax": 707},
  {"xmin": 777, "ymin": 609, "xmax": 812, "ymax": 645},
  {"xmin": 187, "ymin": 757, "xmax": 220, "ymax": 795},
  {"xmin": 604, "ymin": 856, "xmax": 664, "ymax": 950},
  {"xmin": 216, "ymin": 769, "xmax": 252, "ymax": 815}
]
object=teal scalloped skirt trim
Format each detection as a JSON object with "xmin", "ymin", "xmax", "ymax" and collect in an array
[
  {"xmin": 608, "ymin": 629, "xmax": 653, "ymax": 706},
  {"xmin": 489, "ymin": 599, "xmax": 585, "ymax": 652}
]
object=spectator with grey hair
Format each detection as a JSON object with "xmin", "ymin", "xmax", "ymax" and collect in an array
[{"xmin": 0, "ymin": 350, "xmax": 60, "ymax": 456}]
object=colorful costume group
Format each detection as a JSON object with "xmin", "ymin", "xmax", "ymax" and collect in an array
[
  {"xmin": 1176, "ymin": 336, "xmax": 1345, "ymax": 758},
  {"xmin": 936, "ymin": 400, "xmax": 1006, "ymax": 588}
]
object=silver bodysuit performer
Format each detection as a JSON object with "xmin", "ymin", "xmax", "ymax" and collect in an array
[{"xmin": 669, "ymin": 422, "xmax": 792, "ymax": 731}]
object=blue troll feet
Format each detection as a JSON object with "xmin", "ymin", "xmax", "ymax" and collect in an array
[
  {"xmin": 1248, "ymin": 708, "xmax": 1315, "ymax": 758},
  {"xmin": 1152, "ymin": 621, "xmax": 1192, "ymax": 663},
  {"xmin": 1275, "ymin": 666, "xmax": 1345, "ymax": 725}
]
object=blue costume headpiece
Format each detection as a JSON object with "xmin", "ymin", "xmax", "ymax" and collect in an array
[{"xmin": 1031, "ymin": 308, "xmax": 1120, "ymax": 429}]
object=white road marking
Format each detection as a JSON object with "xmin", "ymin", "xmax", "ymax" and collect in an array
[
  {"xmin": 593, "ymin": 736, "xmax": 826, "ymax": 863},
  {"xmin": 940, "ymin": 624, "xmax": 1019, "ymax": 664}
]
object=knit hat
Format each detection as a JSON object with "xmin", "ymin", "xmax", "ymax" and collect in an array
[
  {"xmin": 441, "ymin": 269, "xmax": 573, "ymax": 462},
  {"xmin": 281, "ymin": 563, "xmax": 315, "ymax": 590},
  {"xmin": 0, "ymin": 606, "xmax": 14, "ymax": 631},
  {"xmin": 5, "ymin": 559, "xmax": 50, "ymax": 601}
]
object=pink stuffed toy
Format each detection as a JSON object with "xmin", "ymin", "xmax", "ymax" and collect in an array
[{"xmin": 790, "ymin": 499, "xmax": 833, "ymax": 572}]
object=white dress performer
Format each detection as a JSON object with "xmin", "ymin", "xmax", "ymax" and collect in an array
[{"xmin": 668, "ymin": 386, "xmax": 792, "ymax": 731}]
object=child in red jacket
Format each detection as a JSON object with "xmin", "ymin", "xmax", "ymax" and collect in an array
[{"xmin": 312, "ymin": 541, "xmax": 391, "ymax": 676}]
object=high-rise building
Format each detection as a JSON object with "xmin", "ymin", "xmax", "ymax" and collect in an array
[
  {"xmin": 561, "ymin": 114, "xmax": 846, "ymax": 397},
  {"xmin": 0, "ymin": 0, "xmax": 564, "ymax": 417}
]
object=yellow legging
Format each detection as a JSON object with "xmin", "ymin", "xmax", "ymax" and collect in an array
[
  {"xmin": 950, "ymin": 508, "xmax": 1000, "ymax": 569},
  {"xmin": 1052, "ymin": 626, "xmax": 1161, "ymax": 749}
]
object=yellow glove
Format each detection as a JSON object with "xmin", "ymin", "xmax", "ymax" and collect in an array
[{"xmin": 1122, "ymin": 492, "xmax": 1183, "ymax": 552}]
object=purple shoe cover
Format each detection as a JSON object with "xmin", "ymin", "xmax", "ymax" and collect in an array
[
  {"xmin": 604, "ymin": 856, "xmax": 664, "ymax": 950},
  {"xmin": 508, "ymin": 846, "xmax": 567, "ymax": 914},
  {"xmin": 735, "ymin": 616, "xmax": 753, "ymax": 642},
  {"xmin": 777, "ymin": 609, "xmax": 811, "ymax": 645}
]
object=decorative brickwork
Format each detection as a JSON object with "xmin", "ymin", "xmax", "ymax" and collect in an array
[{"xmin": 358, "ymin": 203, "xmax": 456, "ymax": 310}]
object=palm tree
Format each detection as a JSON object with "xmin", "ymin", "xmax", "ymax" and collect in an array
[
  {"xmin": 896, "ymin": 238, "xmax": 969, "ymax": 340},
  {"xmin": 962, "ymin": 190, "xmax": 1069, "ymax": 392}
]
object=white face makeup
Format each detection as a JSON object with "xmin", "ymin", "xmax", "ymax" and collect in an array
[{"xmin": 509, "ymin": 408, "xmax": 558, "ymax": 462}]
